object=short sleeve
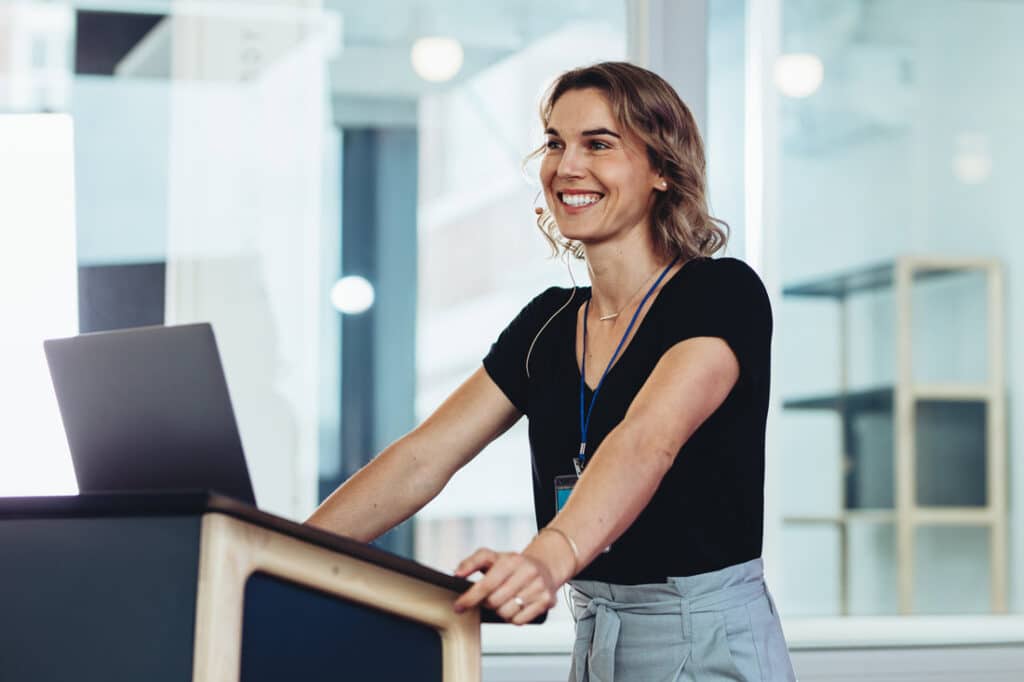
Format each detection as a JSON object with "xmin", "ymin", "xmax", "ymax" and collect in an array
[
  {"xmin": 667, "ymin": 258, "xmax": 772, "ymax": 388},
  {"xmin": 482, "ymin": 287, "xmax": 565, "ymax": 414}
]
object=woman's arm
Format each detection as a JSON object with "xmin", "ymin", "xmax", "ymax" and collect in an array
[
  {"xmin": 305, "ymin": 367, "xmax": 521, "ymax": 541},
  {"xmin": 454, "ymin": 336, "xmax": 740, "ymax": 623}
]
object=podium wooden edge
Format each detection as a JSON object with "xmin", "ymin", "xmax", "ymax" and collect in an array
[{"xmin": 191, "ymin": 512, "xmax": 481, "ymax": 681}]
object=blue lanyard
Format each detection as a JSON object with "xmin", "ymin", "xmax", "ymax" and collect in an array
[{"xmin": 577, "ymin": 258, "xmax": 678, "ymax": 474}]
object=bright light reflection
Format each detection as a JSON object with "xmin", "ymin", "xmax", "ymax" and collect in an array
[
  {"xmin": 0, "ymin": 114, "xmax": 79, "ymax": 497},
  {"xmin": 331, "ymin": 276, "xmax": 375, "ymax": 314},
  {"xmin": 773, "ymin": 53, "xmax": 824, "ymax": 98},
  {"xmin": 410, "ymin": 36, "xmax": 464, "ymax": 83},
  {"xmin": 953, "ymin": 132, "xmax": 992, "ymax": 185}
]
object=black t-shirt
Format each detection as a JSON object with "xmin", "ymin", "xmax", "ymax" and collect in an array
[{"xmin": 482, "ymin": 257, "xmax": 772, "ymax": 583}]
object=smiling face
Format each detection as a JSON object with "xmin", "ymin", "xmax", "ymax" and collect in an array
[{"xmin": 540, "ymin": 87, "xmax": 665, "ymax": 250}]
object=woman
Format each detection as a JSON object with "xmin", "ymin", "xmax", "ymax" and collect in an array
[{"xmin": 307, "ymin": 62, "xmax": 795, "ymax": 681}]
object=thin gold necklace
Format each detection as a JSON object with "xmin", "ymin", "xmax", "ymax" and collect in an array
[{"xmin": 595, "ymin": 261, "xmax": 668, "ymax": 321}]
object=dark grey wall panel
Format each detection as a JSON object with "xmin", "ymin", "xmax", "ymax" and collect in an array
[
  {"xmin": 74, "ymin": 11, "xmax": 164, "ymax": 75},
  {"xmin": 329, "ymin": 128, "xmax": 418, "ymax": 559},
  {"xmin": 78, "ymin": 261, "xmax": 166, "ymax": 333}
]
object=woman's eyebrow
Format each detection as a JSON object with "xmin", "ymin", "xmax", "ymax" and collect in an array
[
  {"xmin": 544, "ymin": 127, "xmax": 622, "ymax": 139},
  {"xmin": 582, "ymin": 127, "xmax": 621, "ymax": 139}
]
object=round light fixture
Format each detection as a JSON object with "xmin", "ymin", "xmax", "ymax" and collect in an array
[
  {"xmin": 773, "ymin": 53, "xmax": 825, "ymax": 98},
  {"xmin": 331, "ymin": 276, "xmax": 375, "ymax": 315},
  {"xmin": 410, "ymin": 36, "xmax": 464, "ymax": 83}
]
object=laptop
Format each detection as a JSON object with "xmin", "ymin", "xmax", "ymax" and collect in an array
[{"xmin": 43, "ymin": 323, "xmax": 257, "ymax": 506}]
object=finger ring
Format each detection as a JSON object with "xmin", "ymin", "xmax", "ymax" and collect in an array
[{"xmin": 513, "ymin": 596, "xmax": 526, "ymax": 609}]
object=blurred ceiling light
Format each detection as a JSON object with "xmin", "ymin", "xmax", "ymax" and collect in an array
[
  {"xmin": 952, "ymin": 133, "xmax": 992, "ymax": 185},
  {"xmin": 773, "ymin": 53, "xmax": 825, "ymax": 98},
  {"xmin": 410, "ymin": 36, "xmax": 464, "ymax": 83},
  {"xmin": 331, "ymin": 276, "xmax": 375, "ymax": 314}
]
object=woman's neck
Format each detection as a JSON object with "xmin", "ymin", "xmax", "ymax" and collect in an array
[{"xmin": 583, "ymin": 232, "xmax": 667, "ymax": 319}]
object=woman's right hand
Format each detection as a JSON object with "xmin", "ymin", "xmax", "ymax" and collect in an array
[{"xmin": 453, "ymin": 537, "xmax": 570, "ymax": 625}]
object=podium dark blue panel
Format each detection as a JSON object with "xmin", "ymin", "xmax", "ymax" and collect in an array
[
  {"xmin": 0, "ymin": 515, "xmax": 201, "ymax": 681},
  {"xmin": 240, "ymin": 572, "xmax": 442, "ymax": 682}
]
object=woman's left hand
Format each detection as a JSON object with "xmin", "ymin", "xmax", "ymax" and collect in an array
[{"xmin": 452, "ymin": 547, "xmax": 562, "ymax": 625}]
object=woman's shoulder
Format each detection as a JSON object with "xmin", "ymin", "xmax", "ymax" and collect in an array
[
  {"xmin": 492, "ymin": 286, "xmax": 580, "ymax": 345},
  {"xmin": 686, "ymin": 255, "xmax": 760, "ymax": 279},
  {"xmin": 680, "ymin": 256, "xmax": 767, "ymax": 298},
  {"xmin": 534, "ymin": 284, "xmax": 577, "ymax": 303},
  {"xmin": 659, "ymin": 257, "xmax": 771, "ymax": 324},
  {"xmin": 517, "ymin": 285, "xmax": 581, "ymax": 321}
]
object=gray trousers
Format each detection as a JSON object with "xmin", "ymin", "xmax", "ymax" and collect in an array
[{"xmin": 569, "ymin": 558, "xmax": 796, "ymax": 681}]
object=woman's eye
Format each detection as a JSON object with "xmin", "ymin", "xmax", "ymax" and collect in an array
[
  {"xmin": 545, "ymin": 140, "xmax": 562, "ymax": 150},
  {"xmin": 589, "ymin": 140, "xmax": 611, "ymax": 150}
]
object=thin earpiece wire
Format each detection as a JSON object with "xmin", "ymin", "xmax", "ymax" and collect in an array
[
  {"xmin": 524, "ymin": 200, "xmax": 580, "ymax": 614},
  {"xmin": 525, "ymin": 248, "xmax": 578, "ymax": 379},
  {"xmin": 563, "ymin": 582, "xmax": 577, "ymax": 624}
]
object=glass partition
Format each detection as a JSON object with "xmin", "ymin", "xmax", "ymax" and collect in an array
[{"xmin": 764, "ymin": 0, "xmax": 1021, "ymax": 616}]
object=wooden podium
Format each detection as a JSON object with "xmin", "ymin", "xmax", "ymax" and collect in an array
[{"xmin": 0, "ymin": 492, "xmax": 484, "ymax": 681}]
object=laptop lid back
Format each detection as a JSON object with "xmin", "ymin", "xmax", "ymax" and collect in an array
[{"xmin": 43, "ymin": 323, "xmax": 257, "ymax": 505}]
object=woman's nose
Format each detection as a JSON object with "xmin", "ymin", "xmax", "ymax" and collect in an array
[{"xmin": 557, "ymin": 145, "xmax": 586, "ymax": 178}]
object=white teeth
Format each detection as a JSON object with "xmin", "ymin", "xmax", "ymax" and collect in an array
[{"xmin": 561, "ymin": 193, "xmax": 602, "ymax": 207}]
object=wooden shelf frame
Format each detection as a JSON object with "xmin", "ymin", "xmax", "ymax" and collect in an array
[{"xmin": 782, "ymin": 256, "xmax": 1007, "ymax": 615}]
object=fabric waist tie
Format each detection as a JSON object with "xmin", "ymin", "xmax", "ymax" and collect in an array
[{"xmin": 570, "ymin": 579, "xmax": 766, "ymax": 682}]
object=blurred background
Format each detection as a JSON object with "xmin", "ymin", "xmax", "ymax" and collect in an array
[{"xmin": 1, "ymin": 0, "xmax": 1022, "ymax": 666}]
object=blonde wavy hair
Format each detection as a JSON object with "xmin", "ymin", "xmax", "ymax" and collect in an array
[{"xmin": 530, "ymin": 62, "xmax": 728, "ymax": 261}]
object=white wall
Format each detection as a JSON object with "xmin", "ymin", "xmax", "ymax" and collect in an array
[{"xmin": 0, "ymin": 114, "xmax": 79, "ymax": 496}]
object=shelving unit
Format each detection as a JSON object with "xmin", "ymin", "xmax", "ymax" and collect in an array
[{"xmin": 781, "ymin": 257, "xmax": 1006, "ymax": 615}]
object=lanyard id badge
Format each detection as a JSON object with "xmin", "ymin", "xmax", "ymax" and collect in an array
[{"xmin": 554, "ymin": 474, "xmax": 578, "ymax": 513}]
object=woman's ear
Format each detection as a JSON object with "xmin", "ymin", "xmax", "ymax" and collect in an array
[{"xmin": 654, "ymin": 177, "xmax": 668, "ymax": 192}]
